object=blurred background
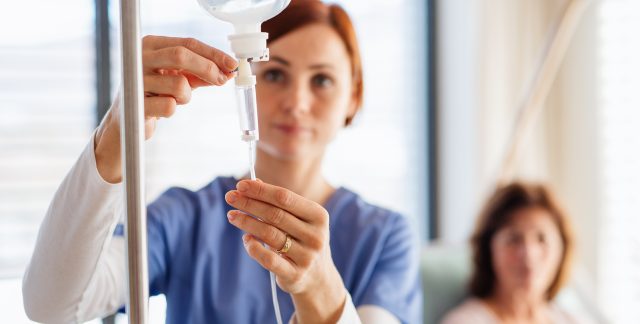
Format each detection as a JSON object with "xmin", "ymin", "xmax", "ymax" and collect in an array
[{"xmin": 0, "ymin": 0, "xmax": 638, "ymax": 323}]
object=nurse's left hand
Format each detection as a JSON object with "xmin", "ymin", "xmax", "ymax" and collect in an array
[{"xmin": 225, "ymin": 180, "xmax": 346, "ymax": 323}]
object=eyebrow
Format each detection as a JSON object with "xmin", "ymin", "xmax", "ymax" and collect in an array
[{"xmin": 270, "ymin": 56, "xmax": 335, "ymax": 70}]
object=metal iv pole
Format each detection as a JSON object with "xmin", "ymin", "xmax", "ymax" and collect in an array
[{"xmin": 118, "ymin": 0, "xmax": 149, "ymax": 322}]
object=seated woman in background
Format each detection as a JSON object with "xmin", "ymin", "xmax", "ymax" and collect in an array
[{"xmin": 442, "ymin": 182, "xmax": 588, "ymax": 324}]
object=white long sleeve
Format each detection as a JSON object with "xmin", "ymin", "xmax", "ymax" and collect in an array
[{"xmin": 22, "ymin": 130, "xmax": 126, "ymax": 323}]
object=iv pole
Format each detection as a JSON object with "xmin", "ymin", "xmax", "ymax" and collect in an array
[{"xmin": 119, "ymin": 0, "xmax": 149, "ymax": 322}]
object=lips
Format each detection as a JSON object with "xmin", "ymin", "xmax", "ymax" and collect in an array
[
  {"xmin": 273, "ymin": 123, "xmax": 311, "ymax": 135},
  {"xmin": 515, "ymin": 266, "xmax": 534, "ymax": 280}
]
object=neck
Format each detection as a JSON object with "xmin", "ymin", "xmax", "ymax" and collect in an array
[
  {"xmin": 251, "ymin": 147, "xmax": 334, "ymax": 206},
  {"xmin": 486, "ymin": 286, "xmax": 547, "ymax": 321}
]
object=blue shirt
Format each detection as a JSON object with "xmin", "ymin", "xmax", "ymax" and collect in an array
[{"xmin": 119, "ymin": 176, "xmax": 422, "ymax": 323}]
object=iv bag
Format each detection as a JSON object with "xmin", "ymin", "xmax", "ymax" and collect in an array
[{"xmin": 198, "ymin": 0, "xmax": 291, "ymax": 34}]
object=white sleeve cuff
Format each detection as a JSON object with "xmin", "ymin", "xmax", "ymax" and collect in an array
[
  {"xmin": 287, "ymin": 290, "xmax": 402, "ymax": 324},
  {"xmin": 336, "ymin": 291, "xmax": 361, "ymax": 324},
  {"xmin": 288, "ymin": 291, "xmax": 361, "ymax": 324}
]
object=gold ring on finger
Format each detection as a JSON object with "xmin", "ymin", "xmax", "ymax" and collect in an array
[{"xmin": 276, "ymin": 234, "xmax": 292, "ymax": 255}]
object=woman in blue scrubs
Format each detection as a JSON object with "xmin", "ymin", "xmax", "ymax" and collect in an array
[{"xmin": 23, "ymin": 1, "xmax": 422, "ymax": 323}]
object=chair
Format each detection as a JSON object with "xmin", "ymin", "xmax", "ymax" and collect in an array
[{"xmin": 420, "ymin": 243, "xmax": 471, "ymax": 324}]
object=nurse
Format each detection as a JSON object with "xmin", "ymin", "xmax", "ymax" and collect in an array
[{"xmin": 22, "ymin": 1, "xmax": 422, "ymax": 323}]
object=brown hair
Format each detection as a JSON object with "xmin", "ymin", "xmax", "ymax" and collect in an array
[
  {"xmin": 469, "ymin": 182, "xmax": 575, "ymax": 300},
  {"xmin": 262, "ymin": 0, "xmax": 363, "ymax": 126}
]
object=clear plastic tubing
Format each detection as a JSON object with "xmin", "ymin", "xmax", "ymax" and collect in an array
[
  {"xmin": 235, "ymin": 83, "xmax": 259, "ymax": 142},
  {"xmin": 237, "ymin": 59, "xmax": 284, "ymax": 324},
  {"xmin": 196, "ymin": 1, "xmax": 291, "ymax": 322},
  {"xmin": 248, "ymin": 139, "xmax": 256, "ymax": 180}
]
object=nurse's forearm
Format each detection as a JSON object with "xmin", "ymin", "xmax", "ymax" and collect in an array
[
  {"xmin": 290, "ymin": 267, "xmax": 347, "ymax": 324},
  {"xmin": 95, "ymin": 102, "xmax": 123, "ymax": 184}
]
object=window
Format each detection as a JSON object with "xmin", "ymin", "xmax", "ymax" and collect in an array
[
  {"xmin": 596, "ymin": 0, "xmax": 640, "ymax": 322},
  {"xmin": 0, "ymin": 0, "xmax": 96, "ymax": 322}
]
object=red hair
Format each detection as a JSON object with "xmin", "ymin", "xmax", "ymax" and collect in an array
[{"xmin": 262, "ymin": 0, "xmax": 363, "ymax": 125}]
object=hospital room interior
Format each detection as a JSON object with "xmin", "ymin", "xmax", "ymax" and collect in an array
[{"xmin": 1, "ymin": 0, "xmax": 638, "ymax": 323}]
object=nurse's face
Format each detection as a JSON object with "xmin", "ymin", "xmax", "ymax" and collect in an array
[
  {"xmin": 491, "ymin": 207, "xmax": 564, "ymax": 299},
  {"xmin": 253, "ymin": 23, "xmax": 357, "ymax": 161}
]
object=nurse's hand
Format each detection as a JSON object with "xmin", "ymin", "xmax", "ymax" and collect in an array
[
  {"xmin": 225, "ymin": 180, "xmax": 347, "ymax": 324},
  {"xmin": 94, "ymin": 35, "xmax": 238, "ymax": 183}
]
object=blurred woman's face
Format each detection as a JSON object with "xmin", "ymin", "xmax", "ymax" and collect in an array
[
  {"xmin": 491, "ymin": 207, "xmax": 564, "ymax": 298},
  {"xmin": 253, "ymin": 23, "xmax": 357, "ymax": 161}
]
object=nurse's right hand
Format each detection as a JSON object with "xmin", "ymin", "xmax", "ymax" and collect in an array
[{"xmin": 94, "ymin": 35, "xmax": 238, "ymax": 184}]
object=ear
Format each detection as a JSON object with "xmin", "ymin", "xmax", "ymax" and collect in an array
[{"xmin": 344, "ymin": 89, "xmax": 360, "ymax": 126}]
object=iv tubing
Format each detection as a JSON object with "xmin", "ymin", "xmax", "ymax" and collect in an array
[{"xmin": 248, "ymin": 140, "xmax": 282, "ymax": 324}]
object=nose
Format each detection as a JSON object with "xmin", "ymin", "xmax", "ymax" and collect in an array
[
  {"xmin": 518, "ymin": 237, "xmax": 543, "ymax": 266},
  {"xmin": 280, "ymin": 78, "xmax": 312, "ymax": 116}
]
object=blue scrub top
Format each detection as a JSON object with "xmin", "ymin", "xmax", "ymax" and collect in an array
[{"xmin": 117, "ymin": 176, "xmax": 422, "ymax": 323}]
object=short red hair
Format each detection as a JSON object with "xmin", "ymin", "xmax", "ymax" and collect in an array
[{"xmin": 262, "ymin": 0, "xmax": 363, "ymax": 126}]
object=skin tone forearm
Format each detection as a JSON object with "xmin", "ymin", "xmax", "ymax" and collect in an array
[
  {"xmin": 291, "ymin": 267, "xmax": 346, "ymax": 323},
  {"xmin": 94, "ymin": 109, "xmax": 124, "ymax": 183}
]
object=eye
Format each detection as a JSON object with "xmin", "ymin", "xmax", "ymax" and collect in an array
[
  {"xmin": 262, "ymin": 69, "xmax": 285, "ymax": 83},
  {"xmin": 537, "ymin": 232, "xmax": 547, "ymax": 243},
  {"xmin": 312, "ymin": 73, "xmax": 334, "ymax": 88},
  {"xmin": 507, "ymin": 234, "xmax": 520, "ymax": 244},
  {"xmin": 501, "ymin": 231, "xmax": 522, "ymax": 246}
]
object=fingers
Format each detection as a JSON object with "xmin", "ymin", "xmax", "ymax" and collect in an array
[
  {"xmin": 183, "ymin": 72, "xmax": 214, "ymax": 89},
  {"xmin": 242, "ymin": 234, "xmax": 297, "ymax": 278},
  {"xmin": 143, "ymin": 116, "xmax": 157, "ymax": 140},
  {"xmin": 226, "ymin": 190, "xmax": 304, "ymax": 231},
  {"xmin": 227, "ymin": 210, "xmax": 312, "ymax": 267},
  {"xmin": 225, "ymin": 190, "xmax": 324, "ymax": 249},
  {"xmin": 144, "ymin": 47, "xmax": 229, "ymax": 86},
  {"xmin": 140, "ymin": 35, "xmax": 238, "ymax": 108},
  {"xmin": 143, "ymin": 36, "xmax": 237, "ymax": 70},
  {"xmin": 144, "ymin": 74, "xmax": 192, "ymax": 105},
  {"xmin": 142, "ymin": 36, "xmax": 238, "ymax": 78},
  {"xmin": 141, "ymin": 96, "xmax": 175, "ymax": 139},
  {"xmin": 228, "ymin": 210, "xmax": 287, "ymax": 250},
  {"xmin": 235, "ymin": 180, "xmax": 329, "ymax": 225},
  {"xmin": 144, "ymin": 96, "xmax": 177, "ymax": 119},
  {"xmin": 225, "ymin": 186, "xmax": 327, "ymax": 252}
]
